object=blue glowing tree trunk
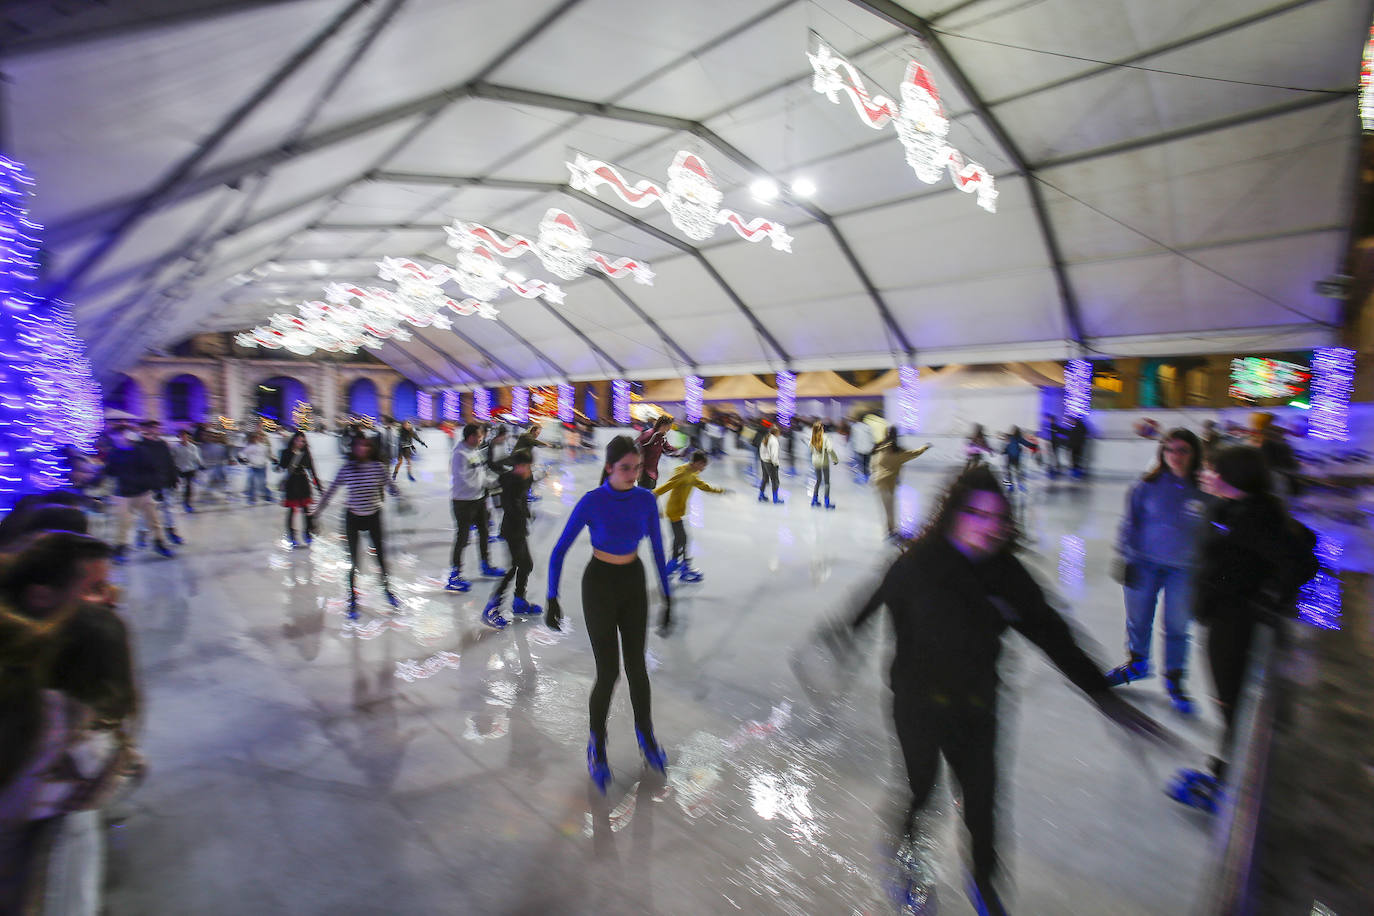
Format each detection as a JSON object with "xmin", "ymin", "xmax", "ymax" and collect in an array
[{"xmin": 0, "ymin": 156, "xmax": 102, "ymax": 509}]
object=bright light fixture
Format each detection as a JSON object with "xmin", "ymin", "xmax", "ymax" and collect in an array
[
  {"xmin": 790, "ymin": 177, "xmax": 816, "ymax": 197},
  {"xmin": 751, "ymin": 178, "xmax": 779, "ymax": 201}
]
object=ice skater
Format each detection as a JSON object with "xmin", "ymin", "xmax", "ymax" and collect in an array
[
  {"xmin": 278, "ymin": 430, "xmax": 322, "ymax": 548},
  {"xmin": 757, "ymin": 425, "xmax": 782, "ymax": 504},
  {"xmin": 241, "ymin": 431, "xmax": 272, "ymax": 504},
  {"xmin": 169, "ymin": 428, "xmax": 201, "ymax": 513},
  {"xmin": 391, "ymin": 420, "xmax": 426, "ymax": 481},
  {"xmin": 809, "ymin": 422, "xmax": 839, "ymax": 509},
  {"xmin": 545, "ymin": 435, "xmax": 673, "ymax": 792},
  {"xmin": 480, "ymin": 450, "xmax": 543, "ymax": 629},
  {"xmin": 870, "ymin": 428, "xmax": 930, "ymax": 540},
  {"xmin": 840, "ymin": 465, "xmax": 1167, "ymax": 914},
  {"xmin": 1104, "ymin": 428, "xmax": 1209, "ymax": 715},
  {"xmin": 635, "ymin": 415, "xmax": 678, "ymax": 489},
  {"xmin": 653, "ymin": 450, "xmax": 727, "ymax": 584},
  {"xmin": 311, "ymin": 435, "xmax": 400, "ymax": 618},
  {"xmin": 446, "ymin": 423, "xmax": 504, "ymax": 593},
  {"xmin": 1168, "ymin": 445, "xmax": 1316, "ymax": 812}
]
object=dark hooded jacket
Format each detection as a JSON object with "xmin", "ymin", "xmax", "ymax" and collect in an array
[
  {"xmin": 853, "ymin": 537, "xmax": 1110, "ymax": 708},
  {"xmin": 1194, "ymin": 495, "xmax": 1317, "ymax": 625}
]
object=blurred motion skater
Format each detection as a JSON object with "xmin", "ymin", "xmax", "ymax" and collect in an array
[
  {"xmin": 546, "ymin": 436, "xmax": 673, "ymax": 793},
  {"xmin": 841, "ymin": 465, "xmax": 1166, "ymax": 915},
  {"xmin": 871, "ymin": 428, "xmax": 930, "ymax": 540},
  {"xmin": 480, "ymin": 450, "xmax": 543, "ymax": 630},
  {"xmin": 312, "ymin": 436, "xmax": 400, "ymax": 618},
  {"xmin": 809, "ymin": 422, "xmax": 839, "ymax": 509},
  {"xmin": 1167, "ymin": 445, "xmax": 1316, "ymax": 812},
  {"xmin": 1104, "ymin": 428, "xmax": 1209, "ymax": 715}
]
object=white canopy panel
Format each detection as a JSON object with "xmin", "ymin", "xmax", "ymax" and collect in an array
[{"xmin": 2, "ymin": 0, "xmax": 1362, "ymax": 384}]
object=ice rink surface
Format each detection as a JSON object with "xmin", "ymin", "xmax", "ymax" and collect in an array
[{"xmin": 101, "ymin": 441, "xmax": 1260, "ymax": 915}]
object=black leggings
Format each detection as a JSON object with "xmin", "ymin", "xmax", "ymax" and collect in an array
[
  {"xmin": 345, "ymin": 510, "xmax": 388, "ymax": 593},
  {"xmin": 812, "ymin": 463, "xmax": 830, "ymax": 503},
  {"xmin": 285, "ymin": 507, "xmax": 314, "ymax": 540},
  {"xmin": 894, "ymin": 696, "xmax": 999, "ymax": 886},
  {"xmin": 582, "ymin": 557, "xmax": 652, "ymax": 742},
  {"xmin": 490, "ymin": 528, "xmax": 532, "ymax": 602},
  {"xmin": 450, "ymin": 498, "xmax": 492, "ymax": 571},
  {"xmin": 669, "ymin": 519, "xmax": 689, "ymax": 564},
  {"xmin": 179, "ymin": 471, "xmax": 196, "ymax": 507},
  {"xmin": 758, "ymin": 462, "xmax": 780, "ymax": 499},
  {"xmin": 1205, "ymin": 615, "xmax": 1259, "ymax": 780}
]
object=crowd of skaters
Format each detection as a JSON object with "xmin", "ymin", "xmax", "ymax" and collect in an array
[{"xmin": 0, "ymin": 401, "xmax": 1324, "ymax": 915}]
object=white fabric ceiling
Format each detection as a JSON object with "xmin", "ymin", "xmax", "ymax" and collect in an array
[{"xmin": 4, "ymin": 0, "xmax": 1364, "ymax": 386}]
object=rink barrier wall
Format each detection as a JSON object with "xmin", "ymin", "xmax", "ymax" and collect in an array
[{"xmin": 1194, "ymin": 623, "xmax": 1283, "ymax": 916}]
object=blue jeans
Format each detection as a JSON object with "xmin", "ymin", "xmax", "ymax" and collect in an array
[
  {"xmin": 1124, "ymin": 561, "xmax": 1194, "ymax": 674},
  {"xmin": 244, "ymin": 466, "xmax": 270, "ymax": 502}
]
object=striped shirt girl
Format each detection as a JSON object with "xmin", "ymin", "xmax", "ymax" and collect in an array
[{"xmin": 314, "ymin": 460, "xmax": 396, "ymax": 516}]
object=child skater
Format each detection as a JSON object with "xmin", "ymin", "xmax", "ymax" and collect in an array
[
  {"xmin": 278, "ymin": 430, "xmax": 322, "ymax": 548},
  {"xmin": 480, "ymin": 450, "xmax": 544, "ymax": 629},
  {"xmin": 653, "ymin": 450, "xmax": 727, "ymax": 584},
  {"xmin": 312, "ymin": 435, "xmax": 400, "ymax": 618}
]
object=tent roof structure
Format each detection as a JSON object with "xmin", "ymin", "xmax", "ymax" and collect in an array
[{"xmin": 4, "ymin": 0, "xmax": 1364, "ymax": 387}]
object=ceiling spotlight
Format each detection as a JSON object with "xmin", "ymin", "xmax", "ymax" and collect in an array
[
  {"xmin": 505, "ymin": 270, "xmax": 525, "ymax": 284},
  {"xmin": 790, "ymin": 177, "xmax": 816, "ymax": 197},
  {"xmin": 309, "ymin": 260, "xmax": 329, "ymax": 277},
  {"xmin": 750, "ymin": 178, "xmax": 779, "ymax": 202}
]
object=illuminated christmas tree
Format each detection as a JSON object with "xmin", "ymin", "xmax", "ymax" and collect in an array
[{"xmin": 0, "ymin": 155, "xmax": 101, "ymax": 508}]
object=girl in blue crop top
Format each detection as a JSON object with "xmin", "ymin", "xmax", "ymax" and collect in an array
[{"xmin": 545, "ymin": 435, "xmax": 671, "ymax": 793}]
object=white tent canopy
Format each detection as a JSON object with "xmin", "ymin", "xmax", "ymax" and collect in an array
[{"xmin": 4, "ymin": 0, "xmax": 1363, "ymax": 386}]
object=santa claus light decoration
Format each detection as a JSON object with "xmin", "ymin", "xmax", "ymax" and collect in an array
[
  {"xmin": 567, "ymin": 151, "xmax": 793, "ymax": 252},
  {"xmin": 807, "ymin": 36, "xmax": 997, "ymax": 213},
  {"xmin": 445, "ymin": 209, "xmax": 654, "ymax": 284}
]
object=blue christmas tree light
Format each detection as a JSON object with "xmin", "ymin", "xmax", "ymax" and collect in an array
[
  {"xmin": 897, "ymin": 365, "xmax": 919, "ymax": 433},
  {"xmin": 775, "ymin": 370, "xmax": 796, "ymax": 428},
  {"xmin": 511, "ymin": 387, "xmax": 530, "ymax": 423},
  {"xmin": 473, "ymin": 387, "xmax": 492, "ymax": 421},
  {"xmin": 612, "ymin": 379, "xmax": 630, "ymax": 425},
  {"xmin": 684, "ymin": 375, "xmax": 703, "ymax": 423},
  {"xmin": 1063, "ymin": 358, "xmax": 1092, "ymax": 419},
  {"xmin": 557, "ymin": 383, "xmax": 574, "ymax": 423},
  {"xmin": 0, "ymin": 155, "xmax": 101, "ymax": 508}
]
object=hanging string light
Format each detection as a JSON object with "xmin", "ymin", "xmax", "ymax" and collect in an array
[
  {"xmin": 473, "ymin": 387, "xmax": 491, "ymax": 422},
  {"xmin": 612, "ymin": 379, "xmax": 631, "ymax": 425},
  {"xmin": 417, "ymin": 390, "xmax": 434, "ymax": 423}
]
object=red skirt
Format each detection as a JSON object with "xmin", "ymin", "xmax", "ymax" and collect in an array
[{"xmin": 283, "ymin": 497, "xmax": 313, "ymax": 509}]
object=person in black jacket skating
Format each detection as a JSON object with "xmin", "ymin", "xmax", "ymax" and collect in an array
[
  {"xmin": 480, "ymin": 450, "xmax": 543, "ymax": 628},
  {"xmin": 1167, "ymin": 445, "xmax": 1317, "ymax": 812},
  {"xmin": 103, "ymin": 426, "xmax": 176, "ymax": 561},
  {"xmin": 278, "ymin": 431, "xmax": 322, "ymax": 547},
  {"xmin": 843, "ymin": 465, "xmax": 1165, "ymax": 915}
]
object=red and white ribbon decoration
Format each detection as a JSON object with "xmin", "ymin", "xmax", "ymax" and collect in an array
[
  {"xmin": 808, "ymin": 35, "xmax": 997, "ymax": 213},
  {"xmin": 446, "ymin": 209, "xmax": 655, "ymax": 285},
  {"xmin": 568, "ymin": 152, "xmax": 793, "ymax": 251}
]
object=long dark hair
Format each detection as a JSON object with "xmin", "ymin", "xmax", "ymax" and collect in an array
[
  {"xmin": 1142, "ymin": 427, "xmax": 1202, "ymax": 485},
  {"xmin": 1211, "ymin": 445, "xmax": 1273, "ymax": 498},
  {"xmin": 600, "ymin": 435, "xmax": 640, "ymax": 485},
  {"xmin": 914, "ymin": 464, "xmax": 1021, "ymax": 553}
]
